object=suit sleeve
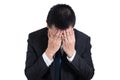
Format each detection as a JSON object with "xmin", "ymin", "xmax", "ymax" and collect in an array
[
  {"xmin": 24, "ymin": 34, "xmax": 50, "ymax": 80},
  {"xmin": 68, "ymin": 37, "xmax": 95, "ymax": 79}
]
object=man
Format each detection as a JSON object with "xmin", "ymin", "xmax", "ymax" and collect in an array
[{"xmin": 25, "ymin": 4, "xmax": 95, "ymax": 80}]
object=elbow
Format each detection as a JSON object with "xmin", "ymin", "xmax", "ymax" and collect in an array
[
  {"xmin": 87, "ymin": 67, "xmax": 95, "ymax": 79},
  {"xmin": 24, "ymin": 68, "xmax": 36, "ymax": 80}
]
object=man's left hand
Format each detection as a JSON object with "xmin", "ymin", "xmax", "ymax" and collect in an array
[{"xmin": 62, "ymin": 27, "xmax": 75, "ymax": 58}]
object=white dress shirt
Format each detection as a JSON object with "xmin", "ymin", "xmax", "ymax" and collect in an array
[{"xmin": 42, "ymin": 50, "xmax": 76, "ymax": 66}]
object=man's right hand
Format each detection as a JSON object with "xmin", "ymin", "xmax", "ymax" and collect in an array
[{"xmin": 45, "ymin": 29, "xmax": 62, "ymax": 60}]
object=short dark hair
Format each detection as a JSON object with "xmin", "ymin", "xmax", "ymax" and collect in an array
[{"xmin": 46, "ymin": 4, "xmax": 76, "ymax": 30}]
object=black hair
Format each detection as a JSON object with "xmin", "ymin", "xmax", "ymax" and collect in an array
[{"xmin": 46, "ymin": 4, "xmax": 76, "ymax": 29}]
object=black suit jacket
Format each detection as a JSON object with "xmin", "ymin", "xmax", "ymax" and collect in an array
[{"xmin": 25, "ymin": 27, "xmax": 95, "ymax": 80}]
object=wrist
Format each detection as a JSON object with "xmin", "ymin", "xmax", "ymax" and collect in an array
[
  {"xmin": 67, "ymin": 50, "xmax": 76, "ymax": 62},
  {"xmin": 67, "ymin": 49, "xmax": 75, "ymax": 58},
  {"xmin": 67, "ymin": 53, "xmax": 73, "ymax": 58},
  {"xmin": 45, "ymin": 49, "xmax": 54, "ymax": 60}
]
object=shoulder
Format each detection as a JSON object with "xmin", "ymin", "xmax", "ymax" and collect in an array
[
  {"xmin": 74, "ymin": 28, "xmax": 91, "ymax": 41},
  {"xmin": 28, "ymin": 27, "xmax": 48, "ymax": 40}
]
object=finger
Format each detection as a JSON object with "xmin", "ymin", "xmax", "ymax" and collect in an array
[
  {"xmin": 64, "ymin": 30, "xmax": 69, "ymax": 42},
  {"xmin": 70, "ymin": 28, "xmax": 73, "ymax": 36},
  {"xmin": 64, "ymin": 31, "xmax": 67, "ymax": 38},
  {"xmin": 57, "ymin": 30, "xmax": 62, "ymax": 40},
  {"xmin": 72, "ymin": 29, "xmax": 75, "ymax": 37},
  {"xmin": 66, "ymin": 29, "xmax": 72, "ymax": 41},
  {"xmin": 48, "ymin": 30, "xmax": 52, "ymax": 38},
  {"xmin": 63, "ymin": 30, "xmax": 67, "ymax": 39},
  {"xmin": 59, "ymin": 30, "xmax": 63, "ymax": 38},
  {"xmin": 51, "ymin": 29, "xmax": 57, "ymax": 37},
  {"xmin": 55, "ymin": 30, "xmax": 61, "ymax": 40},
  {"xmin": 71, "ymin": 29, "xmax": 75, "ymax": 41},
  {"xmin": 61, "ymin": 33, "xmax": 64, "ymax": 40},
  {"xmin": 62, "ymin": 36, "xmax": 68, "ymax": 50},
  {"xmin": 66, "ymin": 29, "xmax": 70, "ymax": 37},
  {"xmin": 62, "ymin": 38, "xmax": 66, "ymax": 47},
  {"xmin": 54, "ymin": 29, "xmax": 58, "ymax": 35}
]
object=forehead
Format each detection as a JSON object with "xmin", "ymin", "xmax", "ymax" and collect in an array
[
  {"xmin": 50, "ymin": 25, "xmax": 61, "ymax": 31},
  {"xmin": 51, "ymin": 25, "xmax": 72, "ymax": 30}
]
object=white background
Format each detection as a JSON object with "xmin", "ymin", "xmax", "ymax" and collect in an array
[{"xmin": 0, "ymin": 0, "xmax": 120, "ymax": 80}]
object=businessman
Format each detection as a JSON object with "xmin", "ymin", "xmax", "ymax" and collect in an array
[{"xmin": 25, "ymin": 4, "xmax": 95, "ymax": 80}]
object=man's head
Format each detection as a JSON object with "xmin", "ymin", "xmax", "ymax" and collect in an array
[{"xmin": 46, "ymin": 4, "xmax": 76, "ymax": 30}]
